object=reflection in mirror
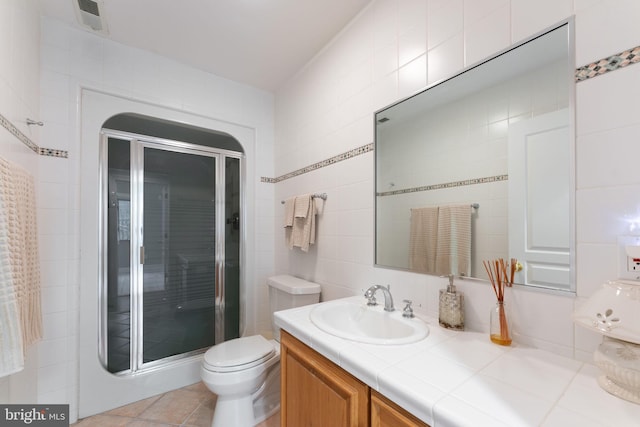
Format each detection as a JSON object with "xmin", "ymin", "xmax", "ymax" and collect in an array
[{"xmin": 375, "ymin": 22, "xmax": 574, "ymax": 292}]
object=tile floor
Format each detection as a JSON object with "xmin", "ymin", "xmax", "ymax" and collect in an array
[{"xmin": 71, "ymin": 382, "xmax": 280, "ymax": 427}]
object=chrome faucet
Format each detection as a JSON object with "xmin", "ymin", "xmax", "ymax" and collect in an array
[{"xmin": 364, "ymin": 285, "xmax": 395, "ymax": 312}]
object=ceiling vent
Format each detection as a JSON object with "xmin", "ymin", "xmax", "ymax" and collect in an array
[{"xmin": 74, "ymin": 0, "xmax": 108, "ymax": 34}]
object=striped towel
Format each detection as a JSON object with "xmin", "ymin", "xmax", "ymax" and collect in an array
[
  {"xmin": 435, "ymin": 204, "xmax": 472, "ymax": 276},
  {"xmin": 409, "ymin": 207, "xmax": 439, "ymax": 274}
]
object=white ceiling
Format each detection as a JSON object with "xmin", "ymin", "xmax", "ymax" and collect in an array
[{"xmin": 38, "ymin": 0, "xmax": 372, "ymax": 92}]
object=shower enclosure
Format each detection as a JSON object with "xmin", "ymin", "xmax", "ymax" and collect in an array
[{"xmin": 100, "ymin": 127, "xmax": 242, "ymax": 375}]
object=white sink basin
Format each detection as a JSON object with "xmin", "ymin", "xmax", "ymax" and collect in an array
[{"xmin": 309, "ymin": 299, "xmax": 429, "ymax": 345}]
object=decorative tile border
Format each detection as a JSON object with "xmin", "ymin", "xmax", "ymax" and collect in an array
[
  {"xmin": 377, "ymin": 174, "xmax": 508, "ymax": 197},
  {"xmin": 0, "ymin": 113, "xmax": 39, "ymax": 153},
  {"xmin": 0, "ymin": 113, "xmax": 68, "ymax": 158},
  {"xmin": 38, "ymin": 147, "xmax": 69, "ymax": 158},
  {"xmin": 261, "ymin": 143, "xmax": 373, "ymax": 183},
  {"xmin": 576, "ymin": 45, "xmax": 640, "ymax": 82}
]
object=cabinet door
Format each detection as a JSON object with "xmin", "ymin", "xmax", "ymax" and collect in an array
[
  {"xmin": 371, "ymin": 390, "xmax": 430, "ymax": 427},
  {"xmin": 280, "ymin": 330, "xmax": 369, "ymax": 427}
]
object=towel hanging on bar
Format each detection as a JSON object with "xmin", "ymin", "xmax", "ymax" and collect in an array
[{"xmin": 284, "ymin": 194, "xmax": 319, "ymax": 252}]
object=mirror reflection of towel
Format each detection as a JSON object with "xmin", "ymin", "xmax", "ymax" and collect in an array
[
  {"xmin": 436, "ymin": 205, "xmax": 471, "ymax": 277},
  {"xmin": 409, "ymin": 204, "xmax": 471, "ymax": 276},
  {"xmin": 409, "ymin": 207, "xmax": 438, "ymax": 273}
]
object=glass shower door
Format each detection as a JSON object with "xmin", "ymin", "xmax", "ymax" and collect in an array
[{"xmin": 139, "ymin": 146, "xmax": 217, "ymax": 367}]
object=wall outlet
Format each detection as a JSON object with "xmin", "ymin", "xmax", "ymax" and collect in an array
[
  {"xmin": 618, "ymin": 236, "xmax": 640, "ymax": 280},
  {"xmin": 628, "ymin": 256, "xmax": 640, "ymax": 272}
]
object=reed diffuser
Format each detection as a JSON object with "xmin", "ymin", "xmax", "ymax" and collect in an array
[{"xmin": 483, "ymin": 258, "xmax": 517, "ymax": 346}]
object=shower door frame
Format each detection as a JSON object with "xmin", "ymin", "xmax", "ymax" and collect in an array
[{"xmin": 98, "ymin": 128, "xmax": 243, "ymax": 375}]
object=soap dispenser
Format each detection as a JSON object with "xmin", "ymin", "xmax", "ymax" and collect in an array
[{"xmin": 439, "ymin": 274, "xmax": 464, "ymax": 330}]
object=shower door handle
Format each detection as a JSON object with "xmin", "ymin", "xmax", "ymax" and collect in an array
[
  {"xmin": 215, "ymin": 263, "xmax": 221, "ymax": 299},
  {"xmin": 139, "ymin": 246, "xmax": 145, "ymax": 264}
]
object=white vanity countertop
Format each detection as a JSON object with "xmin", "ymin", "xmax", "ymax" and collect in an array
[{"xmin": 274, "ymin": 296, "xmax": 640, "ymax": 427}]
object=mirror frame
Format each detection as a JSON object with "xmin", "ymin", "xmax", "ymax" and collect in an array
[{"xmin": 373, "ymin": 19, "xmax": 576, "ymax": 293}]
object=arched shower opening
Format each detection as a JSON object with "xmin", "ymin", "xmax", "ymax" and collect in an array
[{"xmin": 79, "ymin": 89, "xmax": 254, "ymax": 419}]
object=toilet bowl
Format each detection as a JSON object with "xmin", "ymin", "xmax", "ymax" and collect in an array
[
  {"xmin": 201, "ymin": 275, "xmax": 320, "ymax": 427},
  {"xmin": 201, "ymin": 335, "xmax": 280, "ymax": 427}
]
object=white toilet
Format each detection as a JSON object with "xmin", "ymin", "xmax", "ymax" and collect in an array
[{"xmin": 201, "ymin": 275, "xmax": 321, "ymax": 427}]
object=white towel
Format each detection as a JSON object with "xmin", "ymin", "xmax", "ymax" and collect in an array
[
  {"xmin": 288, "ymin": 195, "xmax": 316, "ymax": 252},
  {"xmin": 409, "ymin": 207, "xmax": 439, "ymax": 274},
  {"xmin": 283, "ymin": 197, "xmax": 295, "ymax": 227},
  {"xmin": 435, "ymin": 204, "xmax": 472, "ymax": 276},
  {"xmin": 293, "ymin": 194, "xmax": 311, "ymax": 218}
]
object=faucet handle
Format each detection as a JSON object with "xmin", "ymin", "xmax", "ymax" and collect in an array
[
  {"xmin": 364, "ymin": 286, "xmax": 378, "ymax": 306},
  {"xmin": 402, "ymin": 299, "xmax": 414, "ymax": 318}
]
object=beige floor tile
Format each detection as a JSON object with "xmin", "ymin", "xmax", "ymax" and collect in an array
[
  {"xmin": 182, "ymin": 403, "xmax": 214, "ymax": 427},
  {"xmin": 257, "ymin": 412, "xmax": 280, "ymax": 427},
  {"xmin": 71, "ymin": 383, "xmax": 279, "ymax": 427},
  {"xmin": 72, "ymin": 414, "xmax": 131, "ymax": 427},
  {"xmin": 138, "ymin": 389, "xmax": 206, "ymax": 425},
  {"xmin": 183, "ymin": 392, "xmax": 216, "ymax": 427}
]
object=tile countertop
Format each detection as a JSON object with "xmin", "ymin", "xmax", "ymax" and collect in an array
[{"xmin": 274, "ymin": 296, "xmax": 640, "ymax": 427}]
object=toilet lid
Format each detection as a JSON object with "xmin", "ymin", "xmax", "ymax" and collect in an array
[{"xmin": 203, "ymin": 335, "xmax": 275, "ymax": 372}]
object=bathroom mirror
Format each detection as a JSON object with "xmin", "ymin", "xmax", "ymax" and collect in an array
[{"xmin": 375, "ymin": 22, "xmax": 575, "ymax": 292}]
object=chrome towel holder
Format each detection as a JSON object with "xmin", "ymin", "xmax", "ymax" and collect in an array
[{"xmin": 281, "ymin": 193, "xmax": 327, "ymax": 204}]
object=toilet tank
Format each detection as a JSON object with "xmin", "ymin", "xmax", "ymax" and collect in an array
[{"xmin": 267, "ymin": 275, "xmax": 321, "ymax": 341}]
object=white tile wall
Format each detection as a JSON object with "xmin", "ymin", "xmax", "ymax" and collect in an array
[
  {"xmin": 464, "ymin": 4, "xmax": 510, "ymax": 66},
  {"xmin": 273, "ymin": 0, "xmax": 640, "ymax": 366}
]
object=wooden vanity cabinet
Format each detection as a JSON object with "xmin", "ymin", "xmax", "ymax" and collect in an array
[
  {"xmin": 280, "ymin": 330, "xmax": 369, "ymax": 426},
  {"xmin": 371, "ymin": 390, "xmax": 429, "ymax": 427},
  {"xmin": 280, "ymin": 330, "xmax": 430, "ymax": 427}
]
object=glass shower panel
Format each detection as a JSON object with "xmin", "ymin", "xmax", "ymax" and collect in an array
[
  {"xmin": 224, "ymin": 157, "xmax": 241, "ymax": 340},
  {"xmin": 141, "ymin": 147, "xmax": 217, "ymax": 364},
  {"xmin": 106, "ymin": 138, "xmax": 132, "ymax": 373}
]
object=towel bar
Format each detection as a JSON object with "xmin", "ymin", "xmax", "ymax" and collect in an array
[{"xmin": 281, "ymin": 193, "xmax": 327, "ymax": 204}]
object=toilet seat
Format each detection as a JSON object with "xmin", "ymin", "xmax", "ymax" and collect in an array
[{"xmin": 203, "ymin": 335, "xmax": 276, "ymax": 373}]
